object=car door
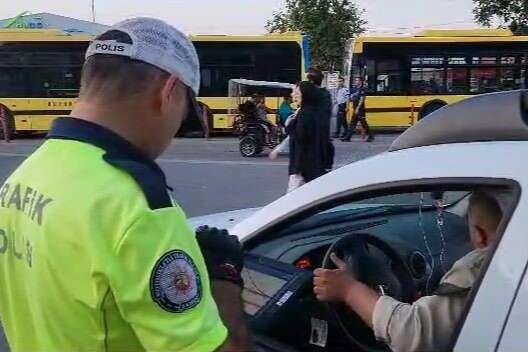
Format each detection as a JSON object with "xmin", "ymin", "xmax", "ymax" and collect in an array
[
  {"xmin": 240, "ymin": 175, "xmax": 522, "ymax": 351},
  {"xmin": 453, "ymin": 179, "xmax": 526, "ymax": 352},
  {"xmin": 481, "ymin": 183, "xmax": 528, "ymax": 352},
  {"xmin": 231, "ymin": 138, "xmax": 527, "ymax": 351},
  {"xmin": 496, "ymin": 271, "xmax": 528, "ymax": 351}
]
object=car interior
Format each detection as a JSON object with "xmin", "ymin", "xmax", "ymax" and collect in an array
[{"xmin": 238, "ymin": 184, "xmax": 516, "ymax": 352}]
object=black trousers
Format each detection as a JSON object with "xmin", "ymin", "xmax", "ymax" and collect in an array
[
  {"xmin": 343, "ymin": 112, "xmax": 373, "ymax": 140},
  {"xmin": 334, "ymin": 103, "xmax": 348, "ymax": 137}
]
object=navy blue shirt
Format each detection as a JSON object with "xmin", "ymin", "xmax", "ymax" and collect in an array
[{"xmin": 351, "ymin": 86, "xmax": 366, "ymax": 116}]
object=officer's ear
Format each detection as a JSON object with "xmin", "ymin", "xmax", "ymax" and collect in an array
[{"xmin": 160, "ymin": 75, "xmax": 179, "ymax": 108}]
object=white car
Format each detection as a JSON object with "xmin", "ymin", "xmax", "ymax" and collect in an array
[{"xmin": 190, "ymin": 90, "xmax": 528, "ymax": 352}]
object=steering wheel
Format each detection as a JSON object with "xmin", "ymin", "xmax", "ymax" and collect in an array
[{"xmin": 322, "ymin": 233, "xmax": 415, "ymax": 352}]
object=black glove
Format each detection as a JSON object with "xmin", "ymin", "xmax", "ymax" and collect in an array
[{"xmin": 195, "ymin": 226, "xmax": 244, "ymax": 287}]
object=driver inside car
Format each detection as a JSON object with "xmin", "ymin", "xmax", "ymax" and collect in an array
[{"xmin": 313, "ymin": 190, "xmax": 506, "ymax": 352}]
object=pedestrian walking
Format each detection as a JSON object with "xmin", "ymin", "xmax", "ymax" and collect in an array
[
  {"xmin": 342, "ymin": 77, "xmax": 374, "ymax": 142},
  {"xmin": 306, "ymin": 68, "xmax": 332, "ymax": 139},
  {"xmin": 198, "ymin": 102, "xmax": 211, "ymax": 139},
  {"xmin": 306, "ymin": 67, "xmax": 335, "ymax": 172},
  {"xmin": 0, "ymin": 18, "xmax": 251, "ymax": 352},
  {"xmin": 333, "ymin": 76, "xmax": 349, "ymax": 139},
  {"xmin": 269, "ymin": 108, "xmax": 299, "ymax": 160},
  {"xmin": 287, "ymin": 81, "xmax": 327, "ymax": 192},
  {"xmin": 0, "ymin": 104, "xmax": 11, "ymax": 143}
]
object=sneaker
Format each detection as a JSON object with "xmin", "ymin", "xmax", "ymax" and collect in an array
[{"xmin": 366, "ymin": 136, "xmax": 375, "ymax": 142}]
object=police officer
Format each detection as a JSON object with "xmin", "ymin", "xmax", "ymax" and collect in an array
[
  {"xmin": 0, "ymin": 18, "xmax": 251, "ymax": 351},
  {"xmin": 314, "ymin": 190, "xmax": 506, "ymax": 352}
]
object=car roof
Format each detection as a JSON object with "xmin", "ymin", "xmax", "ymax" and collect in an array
[{"xmin": 390, "ymin": 90, "xmax": 528, "ymax": 152}]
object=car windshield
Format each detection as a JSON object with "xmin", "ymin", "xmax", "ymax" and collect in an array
[
  {"xmin": 281, "ymin": 191, "xmax": 470, "ymax": 234},
  {"xmin": 323, "ymin": 191, "xmax": 469, "ymax": 213}
]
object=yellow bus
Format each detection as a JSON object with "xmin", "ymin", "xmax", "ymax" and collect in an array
[
  {"xmin": 345, "ymin": 29, "xmax": 528, "ymax": 128},
  {"xmin": 0, "ymin": 28, "xmax": 309, "ymax": 137}
]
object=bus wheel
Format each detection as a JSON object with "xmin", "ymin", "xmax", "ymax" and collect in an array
[
  {"xmin": 0, "ymin": 106, "xmax": 15, "ymax": 140},
  {"xmin": 419, "ymin": 102, "xmax": 446, "ymax": 120},
  {"xmin": 240, "ymin": 135, "xmax": 260, "ymax": 157}
]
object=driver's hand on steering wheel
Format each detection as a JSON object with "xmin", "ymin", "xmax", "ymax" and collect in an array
[{"xmin": 313, "ymin": 253, "xmax": 359, "ymax": 302}]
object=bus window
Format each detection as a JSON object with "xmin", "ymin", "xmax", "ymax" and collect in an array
[
  {"xmin": 499, "ymin": 67, "xmax": 520, "ymax": 90},
  {"xmin": 447, "ymin": 68, "xmax": 468, "ymax": 94},
  {"xmin": 35, "ymin": 67, "xmax": 81, "ymax": 98},
  {"xmin": 471, "ymin": 56, "xmax": 497, "ymax": 65},
  {"xmin": 448, "ymin": 57, "xmax": 468, "ymax": 65},
  {"xmin": 470, "ymin": 67, "xmax": 499, "ymax": 93},
  {"xmin": 195, "ymin": 41, "xmax": 302, "ymax": 97},
  {"xmin": 411, "ymin": 67, "xmax": 444, "ymax": 94},
  {"xmin": 360, "ymin": 59, "xmax": 376, "ymax": 92},
  {"xmin": 375, "ymin": 59, "xmax": 404, "ymax": 94},
  {"xmin": 200, "ymin": 69, "xmax": 213, "ymax": 90},
  {"xmin": 410, "ymin": 56, "xmax": 444, "ymax": 94},
  {"xmin": 412, "ymin": 57, "xmax": 444, "ymax": 66},
  {"xmin": 522, "ymin": 56, "xmax": 528, "ymax": 88},
  {"xmin": 0, "ymin": 43, "xmax": 85, "ymax": 98},
  {"xmin": 0, "ymin": 69, "xmax": 26, "ymax": 98}
]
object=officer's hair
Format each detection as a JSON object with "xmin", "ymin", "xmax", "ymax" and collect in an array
[
  {"xmin": 468, "ymin": 191, "xmax": 503, "ymax": 233},
  {"xmin": 79, "ymin": 30, "xmax": 169, "ymax": 101}
]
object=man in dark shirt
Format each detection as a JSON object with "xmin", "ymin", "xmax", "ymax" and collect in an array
[
  {"xmin": 307, "ymin": 68, "xmax": 334, "ymax": 171},
  {"xmin": 0, "ymin": 104, "xmax": 11, "ymax": 143},
  {"xmin": 342, "ymin": 77, "xmax": 374, "ymax": 142}
]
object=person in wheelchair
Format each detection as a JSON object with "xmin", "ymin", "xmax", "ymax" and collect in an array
[
  {"xmin": 255, "ymin": 95, "xmax": 276, "ymax": 136},
  {"xmin": 313, "ymin": 190, "xmax": 506, "ymax": 352},
  {"xmin": 238, "ymin": 100, "xmax": 276, "ymax": 145}
]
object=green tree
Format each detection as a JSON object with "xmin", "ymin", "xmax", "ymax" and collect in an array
[
  {"xmin": 266, "ymin": 0, "xmax": 367, "ymax": 71},
  {"xmin": 473, "ymin": 0, "xmax": 528, "ymax": 35}
]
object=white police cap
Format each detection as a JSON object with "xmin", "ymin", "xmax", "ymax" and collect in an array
[{"xmin": 85, "ymin": 17, "xmax": 201, "ymax": 95}]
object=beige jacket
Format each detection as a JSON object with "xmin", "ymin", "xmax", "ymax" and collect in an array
[{"xmin": 372, "ymin": 248, "xmax": 488, "ymax": 352}]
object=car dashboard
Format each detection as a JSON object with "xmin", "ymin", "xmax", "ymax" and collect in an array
[
  {"xmin": 244, "ymin": 206, "xmax": 473, "ymax": 351},
  {"xmin": 251, "ymin": 206, "xmax": 471, "ymax": 294}
]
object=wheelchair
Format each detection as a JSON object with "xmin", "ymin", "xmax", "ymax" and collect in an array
[{"xmin": 233, "ymin": 101, "xmax": 285, "ymax": 157}]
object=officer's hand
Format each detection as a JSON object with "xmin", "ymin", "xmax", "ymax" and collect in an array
[
  {"xmin": 313, "ymin": 253, "xmax": 358, "ymax": 302},
  {"xmin": 195, "ymin": 226, "xmax": 244, "ymax": 287}
]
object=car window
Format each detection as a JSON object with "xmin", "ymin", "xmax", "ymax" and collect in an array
[{"xmin": 248, "ymin": 181, "xmax": 518, "ymax": 352}]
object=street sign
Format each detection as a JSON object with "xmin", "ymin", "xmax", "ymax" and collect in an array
[{"xmin": 326, "ymin": 72, "xmax": 340, "ymax": 89}]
